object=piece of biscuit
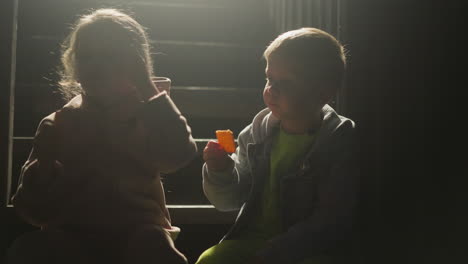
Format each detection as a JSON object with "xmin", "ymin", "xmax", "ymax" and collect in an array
[{"xmin": 215, "ymin": 130, "xmax": 236, "ymax": 153}]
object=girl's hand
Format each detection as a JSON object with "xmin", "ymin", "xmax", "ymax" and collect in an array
[
  {"xmin": 131, "ymin": 62, "xmax": 161, "ymax": 101},
  {"xmin": 135, "ymin": 76, "xmax": 161, "ymax": 102},
  {"xmin": 203, "ymin": 141, "xmax": 231, "ymax": 172}
]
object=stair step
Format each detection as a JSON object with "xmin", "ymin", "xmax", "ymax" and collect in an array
[
  {"xmin": 17, "ymin": 0, "xmax": 274, "ymax": 44},
  {"xmin": 10, "ymin": 138, "xmax": 240, "ymax": 205},
  {"xmin": 171, "ymin": 86, "xmax": 264, "ymax": 119},
  {"xmin": 171, "ymin": 86, "xmax": 264, "ymax": 138},
  {"xmin": 15, "ymin": 37, "xmax": 268, "ymax": 88},
  {"xmin": 10, "ymin": 0, "xmax": 274, "ymax": 206},
  {"xmin": 13, "ymin": 84, "xmax": 265, "ymax": 138}
]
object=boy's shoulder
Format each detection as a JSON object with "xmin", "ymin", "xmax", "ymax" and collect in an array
[
  {"xmin": 238, "ymin": 108, "xmax": 279, "ymax": 144},
  {"xmin": 317, "ymin": 105, "xmax": 357, "ymax": 153},
  {"xmin": 237, "ymin": 105, "xmax": 357, "ymax": 151}
]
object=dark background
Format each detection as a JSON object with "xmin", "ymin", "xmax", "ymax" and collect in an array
[{"xmin": 345, "ymin": 0, "xmax": 465, "ymax": 263}]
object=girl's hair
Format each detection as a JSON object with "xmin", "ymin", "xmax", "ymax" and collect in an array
[
  {"xmin": 264, "ymin": 27, "xmax": 346, "ymax": 93},
  {"xmin": 58, "ymin": 8, "xmax": 154, "ymax": 100}
]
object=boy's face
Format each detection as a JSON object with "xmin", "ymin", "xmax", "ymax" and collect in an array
[{"xmin": 263, "ymin": 56, "xmax": 324, "ymax": 122}]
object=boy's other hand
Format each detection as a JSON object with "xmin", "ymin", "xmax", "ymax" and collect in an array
[{"xmin": 203, "ymin": 141, "xmax": 231, "ymax": 172}]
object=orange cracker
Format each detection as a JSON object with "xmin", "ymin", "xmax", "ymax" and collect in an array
[{"xmin": 216, "ymin": 130, "xmax": 236, "ymax": 153}]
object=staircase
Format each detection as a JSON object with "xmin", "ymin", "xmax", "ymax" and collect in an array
[{"xmin": 12, "ymin": 0, "xmax": 277, "ymax": 205}]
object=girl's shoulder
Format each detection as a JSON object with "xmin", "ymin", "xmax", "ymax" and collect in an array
[
  {"xmin": 39, "ymin": 95, "xmax": 86, "ymax": 132},
  {"xmin": 56, "ymin": 94, "xmax": 86, "ymax": 120},
  {"xmin": 62, "ymin": 94, "xmax": 83, "ymax": 110}
]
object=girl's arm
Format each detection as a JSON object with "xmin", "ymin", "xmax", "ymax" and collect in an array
[
  {"xmin": 140, "ymin": 92, "xmax": 198, "ymax": 173},
  {"xmin": 11, "ymin": 116, "xmax": 66, "ymax": 227}
]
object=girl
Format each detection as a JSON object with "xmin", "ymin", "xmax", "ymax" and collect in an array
[{"xmin": 9, "ymin": 9, "xmax": 196, "ymax": 264}]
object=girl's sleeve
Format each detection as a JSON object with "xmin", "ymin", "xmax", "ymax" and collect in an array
[
  {"xmin": 140, "ymin": 92, "xmax": 198, "ymax": 173},
  {"xmin": 11, "ymin": 116, "xmax": 66, "ymax": 227}
]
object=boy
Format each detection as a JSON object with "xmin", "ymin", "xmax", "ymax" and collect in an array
[{"xmin": 197, "ymin": 28, "xmax": 359, "ymax": 264}]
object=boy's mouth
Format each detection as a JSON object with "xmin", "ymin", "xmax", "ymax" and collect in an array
[
  {"xmin": 267, "ymin": 103, "xmax": 279, "ymax": 112},
  {"xmin": 266, "ymin": 100, "xmax": 278, "ymax": 107}
]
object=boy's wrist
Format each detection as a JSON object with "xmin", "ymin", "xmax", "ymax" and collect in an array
[
  {"xmin": 204, "ymin": 159, "xmax": 235, "ymax": 184},
  {"xmin": 205, "ymin": 157, "xmax": 231, "ymax": 172}
]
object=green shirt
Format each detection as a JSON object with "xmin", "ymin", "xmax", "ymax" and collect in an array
[{"xmin": 239, "ymin": 126, "xmax": 316, "ymax": 240}]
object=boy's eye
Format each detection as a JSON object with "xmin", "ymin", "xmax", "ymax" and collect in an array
[
  {"xmin": 270, "ymin": 80, "xmax": 286, "ymax": 90},
  {"xmin": 267, "ymin": 79, "xmax": 300, "ymax": 96}
]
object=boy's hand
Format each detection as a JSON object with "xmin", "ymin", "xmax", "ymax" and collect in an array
[{"xmin": 203, "ymin": 141, "xmax": 231, "ymax": 172}]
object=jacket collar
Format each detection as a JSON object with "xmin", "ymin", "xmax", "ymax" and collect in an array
[{"xmin": 252, "ymin": 104, "xmax": 344, "ymax": 148}]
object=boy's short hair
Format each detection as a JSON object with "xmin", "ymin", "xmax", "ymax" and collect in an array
[{"xmin": 264, "ymin": 28, "xmax": 346, "ymax": 93}]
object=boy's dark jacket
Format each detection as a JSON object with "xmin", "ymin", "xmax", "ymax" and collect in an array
[{"xmin": 203, "ymin": 104, "xmax": 359, "ymax": 264}]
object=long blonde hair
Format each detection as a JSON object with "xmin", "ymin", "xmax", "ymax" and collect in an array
[{"xmin": 58, "ymin": 9, "xmax": 154, "ymax": 100}]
